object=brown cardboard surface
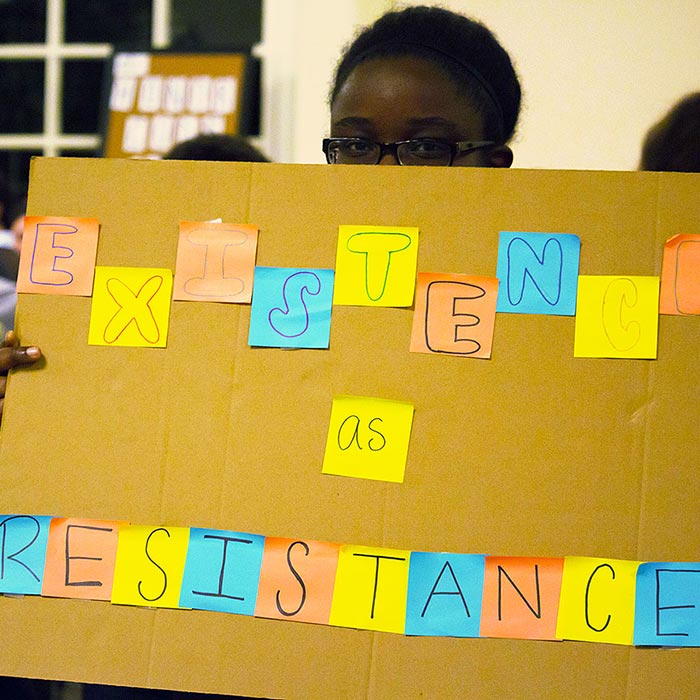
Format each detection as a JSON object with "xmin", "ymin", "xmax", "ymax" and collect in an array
[{"xmin": 0, "ymin": 157, "xmax": 699, "ymax": 699}]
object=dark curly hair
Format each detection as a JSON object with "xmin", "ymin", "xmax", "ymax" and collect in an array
[{"xmin": 329, "ymin": 5, "xmax": 521, "ymax": 143}]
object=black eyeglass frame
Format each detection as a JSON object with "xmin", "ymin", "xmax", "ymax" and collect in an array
[{"xmin": 322, "ymin": 137, "xmax": 497, "ymax": 166}]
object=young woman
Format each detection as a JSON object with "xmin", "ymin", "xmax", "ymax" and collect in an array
[
  {"xmin": 324, "ymin": 4, "xmax": 521, "ymax": 169},
  {"xmin": 0, "ymin": 5, "xmax": 522, "ymax": 426}
]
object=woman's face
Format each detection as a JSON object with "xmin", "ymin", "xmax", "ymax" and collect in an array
[{"xmin": 330, "ymin": 55, "xmax": 512, "ymax": 167}]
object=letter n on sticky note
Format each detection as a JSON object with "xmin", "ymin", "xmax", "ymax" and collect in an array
[
  {"xmin": 322, "ymin": 396, "xmax": 414, "ymax": 483},
  {"xmin": 410, "ymin": 273, "xmax": 498, "ymax": 358},
  {"xmin": 480, "ymin": 556, "xmax": 564, "ymax": 640},
  {"xmin": 111, "ymin": 525, "xmax": 189, "ymax": 608},
  {"xmin": 42, "ymin": 518, "xmax": 124, "ymax": 600},
  {"xmin": 574, "ymin": 275, "xmax": 660, "ymax": 358},
  {"xmin": 333, "ymin": 225, "xmax": 419, "ymax": 306},
  {"xmin": 88, "ymin": 267, "xmax": 173, "ymax": 347},
  {"xmin": 329, "ymin": 544, "xmax": 410, "ymax": 633},
  {"xmin": 659, "ymin": 234, "xmax": 700, "ymax": 315},
  {"xmin": 16, "ymin": 216, "xmax": 99, "ymax": 296},
  {"xmin": 173, "ymin": 221, "xmax": 259, "ymax": 303}
]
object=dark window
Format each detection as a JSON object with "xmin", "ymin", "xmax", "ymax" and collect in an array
[
  {"xmin": 0, "ymin": 61, "xmax": 44, "ymax": 133},
  {"xmin": 65, "ymin": 0, "xmax": 152, "ymax": 46},
  {"xmin": 0, "ymin": 0, "xmax": 46, "ymax": 43},
  {"xmin": 63, "ymin": 60, "xmax": 107, "ymax": 133}
]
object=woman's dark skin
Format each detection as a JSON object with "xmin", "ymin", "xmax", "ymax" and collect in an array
[{"xmin": 330, "ymin": 55, "xmax": 513, "ymax": 168}]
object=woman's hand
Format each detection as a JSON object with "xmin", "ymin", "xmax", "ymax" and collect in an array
[{"xmin": 0, "ymin": 330, "xmax": 42, "ymax": 421}]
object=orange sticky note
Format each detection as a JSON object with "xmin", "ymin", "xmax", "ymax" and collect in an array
[
  {"xmin": 42, "ymin": 518, "xmax": 124, "ymax": 600},
  {"xmin": 329, "ymin": 544, "xmax": 410, "ymax": 634},
  {"xmin": 659, "ymin": 234, "xmax": 700, "ymax": 315},
  {"xmin": 111, "ymin": 525, "xmax": 190, "ymax": 608},
  {"xmin": 410, "ymin": 273, "xmax": 499, "ymax": 358},
  {"xmin": 254, "ymin": 538, "xmax": 340, "ymax": 624},
  {"xmin": 574, "ymin": 275, "xmax": 660, "ymax": 358},
  {"xmin": 480, "ymin": 556, "xmax": 564, "ymax": 640},
  {"xmin": 16, "ymin": 216, "xmax": 99, "ymax": 296},
  {"xmin": 173, "ymin": 221, "xmax": 259, "ymax": 303},
  {"xmin": 88, "ymin": 266, "xmax": 173, "ymax": 347},
  {"xmin": 556, "ymin": 556, "xmax": 640, "ymax": 645}
]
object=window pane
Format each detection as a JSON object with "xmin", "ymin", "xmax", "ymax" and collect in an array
[
  {"xmin": 63, "ymin": 60, "xmax": 107, "ymax": 133},
  {"xmin": 0, "ymin": 61, "xmax": 44, "ymax": 133},
  {"xmin": 0, "ymin": 0, "xmax": 46, "ymax": 43},
  {"xmin": 171, "ymin": 0, "xmax": 262, "ymax": 50},
  {"xmin": 65, "ymin": 0, "xmax": 152, "ymax": 45},
  {"xmin": 0, "ymin": 151, "xmax": 40, "ymax": 213}
]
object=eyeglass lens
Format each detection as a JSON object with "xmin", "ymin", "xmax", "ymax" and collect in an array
[{"xmin": 327, "ymin": 139, "xmax": 453, "ymax": 166}]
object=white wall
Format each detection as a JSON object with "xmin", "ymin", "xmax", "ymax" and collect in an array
[{"xmin": 260, "ymin": 0, "xmax": 700, "ymax": 171}]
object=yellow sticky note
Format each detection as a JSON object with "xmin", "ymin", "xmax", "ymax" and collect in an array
[
  {"xmin": 322, "ymin": 396, "xmax": 414, "ymax": 483},
  {"xmin": 111, "ymin": 525, "xmax": 190, "ymax": 608},
  {"xmin": 574, "ymin": 275, "xmax": 660, "ymax": 358},
  {"xmin": 329, "ymin": 544, "xmax": 410, "ymax": 633},
  {"xmin": 88, "ymin": 266, "xmax": 173, "ymax": 347},
  {"xmin": 333, "ymin": 225, "xmax": 419, "ymax": 306},
  {"xmin": 556, "ymin": 556, "xmax": 640, "ymax": 645}
]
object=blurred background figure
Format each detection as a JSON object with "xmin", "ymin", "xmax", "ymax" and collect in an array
[
  {"xmin": 639, "ymin": 92, "xmax": 700, "ymax": 172},
  {"xmin": 0, "ymin": 173, "xmax": 21, "ymax": 334},
  {"xmin": 162, "ymin": 134, "xmax": 270, "ymax": 162}
]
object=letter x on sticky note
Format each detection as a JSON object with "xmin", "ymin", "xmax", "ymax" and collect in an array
[{"xmin": 322, "ymin": 396, "xmax": 414, "ymax": 483}]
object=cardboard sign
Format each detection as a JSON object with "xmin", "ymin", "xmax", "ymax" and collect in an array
[{"xmin": 1, "ymin": 158, "xmax": 699, "ymax": 699}]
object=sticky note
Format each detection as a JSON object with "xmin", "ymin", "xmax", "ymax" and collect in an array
[
  {"xmin": 574, "ymin": 275, "xmax": 660, "ymax": 358},
  {"xmin": 111, "ymin": 525, "xmax": 190, "ymax": 608},
  {"xmin": 333, "ymin": 225, "xmax": 419, "ymax": 306},
  {"xmin": 179, "ymin": 528, "xmax": 264, "ymax": 614},
  {"xmin": 173, "ymin": 221, "xmax": 259, "ymax": 303},
  {"xmin": 496, "ymin": 231, "xmax": 580, "ymax": 315},
  {"xmin": 405, "ymin": 552, "xmax": 485, "ymax": 637},
  {"xmin": 322, "ymin": 395, "xmax": 414, "ymax": 483},
  {"xmin": 16, "ymin": 216, "xmax": 99, "ymax": 296},
  {"xmin": 480, "ymin": 556, "xmax": 564, "ymax": 640},
  {"xmin": 410, "ymin": 273, "xmax": 498, "ymax": 358},
  {"xmin": 329, "ymin": 544, "xmax": 410, "ymax": 633},
  {"xmin": 556, "ymin": 556, "xmax": 640, "ymax": 645},
  {"xmin": 634, "ymin": 562, "xmax": 700, "ymax": 646},
  {"xmin": 248, "ymin": 267, "xmax": 334, "ymax": 348},
  {"xmin": 0, "ymin": 515, "xmax": 52, "ymax": 595},
  {"xmin": 254, "ymin": 538, "xmax": 340, "ymax": 624},
  {"xmin": 659, "ymin": 234, "xmax": 700, "ymax": 315},
  {"xmin": 88, "ymin": 266, "xmax": 173, "ymax": 348},
  {"xmin": 42, "ymin": 518, "xmax": 124, "ymax": 600}
]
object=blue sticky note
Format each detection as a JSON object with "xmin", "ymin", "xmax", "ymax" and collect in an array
[
  {"xmin": 179, "ymin": 528, "xmax": 265, "ymax": 614},
  {"xmin": 634, "ymin": 562, "xmax": 700, "ymax": 646},
  {"xmin": 405, "ymin": 552, "xmax": 485, "ymax": 637},
  {"xmin": 248, "ymin": 267, "xmax": 334, "ymax": 348},
  {"xmin": 0, "ymin": 515, "xmax": 52, "ymax": 595},
  {"xmin": 496, "ymin": 232, "xmax": 580, "ymax": 315}
]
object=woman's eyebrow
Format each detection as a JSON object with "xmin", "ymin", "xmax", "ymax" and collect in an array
[
  {"xmin": 405, "ymin": 117, "xmax": 457, "ymax": 128},
  {"xmin": 331, "ymin": 117, "xmax": 373, "ymax": 129}
]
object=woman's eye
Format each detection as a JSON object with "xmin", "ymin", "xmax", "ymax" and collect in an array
[{"xmin": 346, "ymin": 140, "xmax": 373, "ymax": 154}]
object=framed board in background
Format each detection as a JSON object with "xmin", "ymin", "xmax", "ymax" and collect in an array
[{"xmin": 101, "ymin": 51, "xmax": 259, "ymax": 159}]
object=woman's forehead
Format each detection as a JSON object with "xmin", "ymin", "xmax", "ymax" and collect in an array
[{"xmin": 331, "ymin": 55, "xmax": 485, "ymax": 137}]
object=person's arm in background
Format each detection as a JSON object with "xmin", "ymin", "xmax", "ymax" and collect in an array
[{"xmin": 0, "ymin": 331, "xmax": 41, "ymax": 424}]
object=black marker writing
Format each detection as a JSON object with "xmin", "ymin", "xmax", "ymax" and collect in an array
[{"xmin": 276, "ymin": 540, "xmax": 309, "ymax": 616}]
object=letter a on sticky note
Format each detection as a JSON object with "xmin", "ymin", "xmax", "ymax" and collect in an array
[
  {"xmin": 16, "ymin": 216, "xmax": 99, "ymax": 296},
  {"xmin": 333, "ymin": 225, "xmax": 419, "ymax": 306},
  {"xmin": 574, "ymin": 275, "xmax": 660, "ymax": 358},
  {"xmin": 322, "ymin": 396, "xmax": 414, "ymax": 483},
  {"xmin": 88, "ymin": 266, "xmax": 173, "ymax": 347},
  {"xmin": 329, "ymin": 544, "xmax": 410, "ymax": 633}
]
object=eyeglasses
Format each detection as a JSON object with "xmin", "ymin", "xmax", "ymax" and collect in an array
[{"xmin": 322, "ymin": 137, "xmax": 496, "ymax": 166}]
